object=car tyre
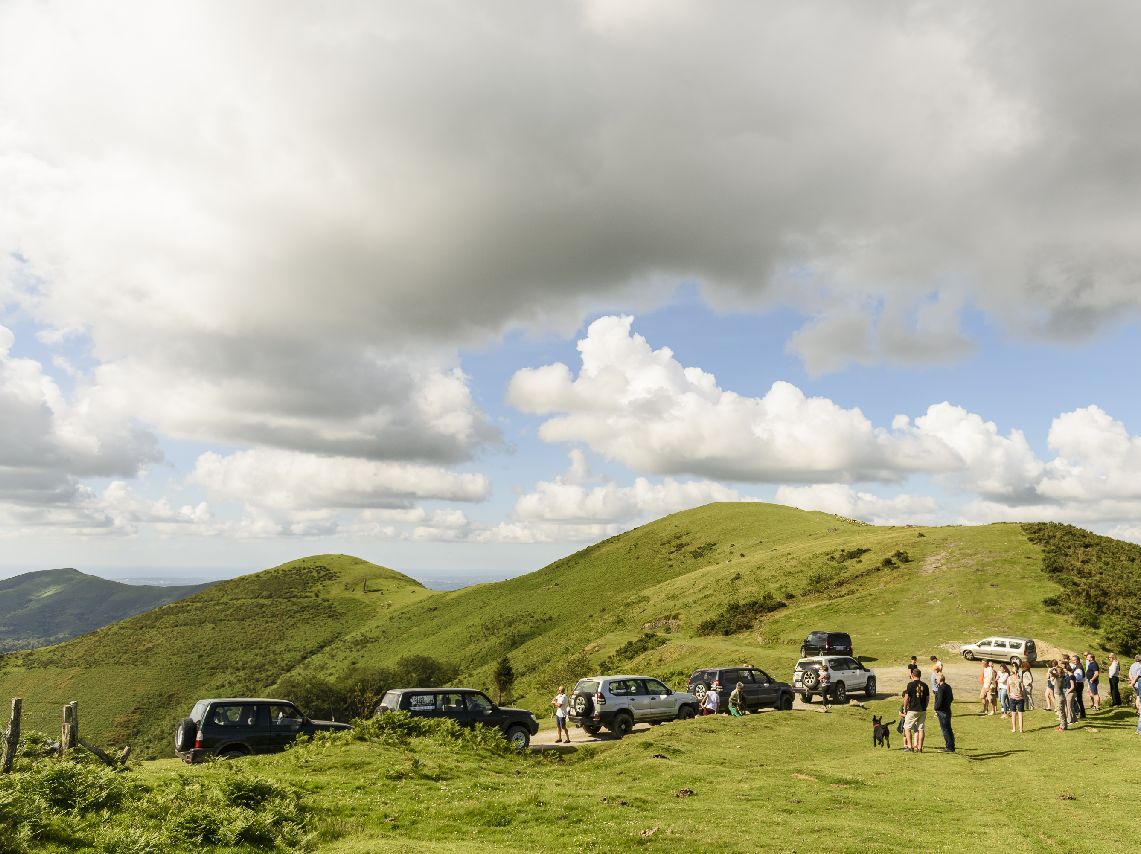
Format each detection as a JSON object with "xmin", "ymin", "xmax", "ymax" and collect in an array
[
  {"xmin": 801, "ymin": 670, "xmax": 820, "ymax": 691},
  {"xmin": 801, "ymin": 692, "xmax": 812, "ymax": 704},
  {"xmin": 677, "ymin": 704, "xmax": 696, "ymax": 721},
  {"xmin": 573, "ymin": 693, "xmax": 594, "ymax": 716},
  {"xmin": 174, "ymin": 717, "xmax": 197, "ymax": 753},
  {"xmin": 612, "ymin": 713, "xmax": 634, "ymax": 738},
  {"xmin": 582, "ymin": 723, "xmax": 601, "ymax": 736},
  {"xmin": 506, "ymin": 725, "xmax": 530, "ymax": 749},
  {"xmin": 220, "ymin": 747, "xmax": 248, "ymax": 759},
  {"xmin": 865, "ymin": 677, "xmax": 877, "ymax": 698},
  {"xmin": 963, "ymin": 650, "xmax": 975, "ymax": 661},
  {"xmin": 833, "ymin": 683, "xmax": 847, "ymax": 705},
  {"xmin": 692, "ymin": 683, "xmax": 709, "ymax": 702},
  {"xmin": 779, "ymin": 693, "xmax": 793, "ymax": 711}
]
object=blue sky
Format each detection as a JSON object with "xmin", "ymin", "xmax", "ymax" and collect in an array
[{"xmin": 2, "ymin": 2, "xmax": 1140, "ymax": 583}]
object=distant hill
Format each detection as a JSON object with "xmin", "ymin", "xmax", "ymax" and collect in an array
[
  {"xmin": 0, "ymin": 505, "xmax": 1133, "ymax": 759},
  {"xmin": 0, "ymin": 568, "xmax": 214, "ymax": 651}
]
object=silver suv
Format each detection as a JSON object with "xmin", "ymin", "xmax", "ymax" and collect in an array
[
  {"xmin": 793, "ymin": 656, "xmax": 877, "ymax": 705},
  {"xmin": 568, "ymin": 675, "xmax": 699, "ymax": 737}
]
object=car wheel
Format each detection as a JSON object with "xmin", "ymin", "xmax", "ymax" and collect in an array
[
  {"xmin": 174, "ymin": 717, "xmax": 197, "ymax": 753},
  {"xmin": 582, "ymin": 724, "xmax": 601, "ymax": 736},
  {"xmin": 801, "ymin": 670, "xmax": 820, "ymax": 690},
  {"xmin": 692, "ymin": 682, "xmax": 709, "ymax": 702},
  {"xmin": 801, "ymin": 692, "xmax": 812, "ymax": 704},
  {"xmin": 506, "ymin": 725, "xmax": 530, "ymax": 749},
  {"xmin": 677, "ymin": 704, "xmax": 696, "ymax": 721},
  {"xmin": 573, "ymin": 693, "xmax": 594, "ymax": 716},
  {"xmin": 612, "ymin": 713, "xmax": 634, "ymax": 738},
  {"xmin": 963, "ymin": 650, "xmax": 975, "ymax": 661},
  {"xmin": 833, "ymin": 683, "xmax": 847, "ymax": 705},
  {"xmin": 220, "ymin": 747, "xmax": 248, "ymax": 760},
  {"xmin": 779, "ymin": 693, "xmax": 793, "ymax": 711},
  {"xmin": 1010, "ymin": 656, "xmax": 1021, "ymax": 665},
  {"xmin": 865, "ymin": 677, "xmax": 877, "ymax": 698}
]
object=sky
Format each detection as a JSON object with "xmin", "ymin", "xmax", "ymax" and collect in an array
[{"xmin": 2, "ymin": 1, "xmax": 1141, "ymax": 584}]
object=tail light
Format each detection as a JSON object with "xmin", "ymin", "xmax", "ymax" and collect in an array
[
  {"xmin": 594, "ymin": 690, "xmax": 604, "ymax": 720},
  {"xmin": 194, "ymin": 733, "xmax": 203, "ymax": 750}
]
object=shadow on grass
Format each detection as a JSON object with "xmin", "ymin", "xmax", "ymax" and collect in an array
[{"xmin": 962, "ymin": 749, "xmax": 1028, "ymax": 761}]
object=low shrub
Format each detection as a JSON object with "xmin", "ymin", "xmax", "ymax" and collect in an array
[{"xmin": 696, "ymin": 593, "xmax": 787, "ymax": 636}]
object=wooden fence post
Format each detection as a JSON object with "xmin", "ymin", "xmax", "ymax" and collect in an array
[
  {"xmin": 2, "ymin": 698, "xmax": 21, "ymax": 773},
  {"xmin": 60, "ymin": 701, "xmax": 78, "ymax": 758}
]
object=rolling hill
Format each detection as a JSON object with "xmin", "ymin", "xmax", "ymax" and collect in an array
[
  {"xmin": 0, "ymin": 503, "xmax": 1135, "ymax": 759},
  {"xmin": 0, "ymin": 568, "xmax": 213, "ymax": 651}
]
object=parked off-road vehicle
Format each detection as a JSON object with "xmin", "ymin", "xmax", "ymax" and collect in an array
[
  {"xmin": 792, "ymin": 656, "xmax": 877, "ymax": 705},
  {"xmin": 174, "ymin": 698, "xmax": 350, "ymax": 763},
  {"xmin": 686, "ymin": 666, "xmax": 794, "ymax": 712},
  {"xmin": 799, "ymin": 631, "xmax": 854, "ymax": 658},
  {"xmin": 568, "ymin": 675, "xmax": 699, "ymax": 737},
  {"xmin": 374, "ymin": 687, "xmax": 539, "ymax": 748}
]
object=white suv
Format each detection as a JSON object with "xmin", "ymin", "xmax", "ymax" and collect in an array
[
  {"xmin": 567, "ymin": 675, "xmax": 699, "ymax": 737},
  {"xmin": 793, "ymin": 656, "xmax": 877, "ymax": 705}
]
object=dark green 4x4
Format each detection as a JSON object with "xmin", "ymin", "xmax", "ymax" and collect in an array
[
  {"xmin": 375, "ymin": 688, "xmax": 539, "ymax": 748},
  {"xmin": 175, "ymin": 698, "xmax": 351, "ymax": 763}
]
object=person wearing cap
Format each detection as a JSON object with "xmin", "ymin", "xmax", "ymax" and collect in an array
[{"xmin": 728, "ymin": 681, "xmax": 746, "ymax": 717}]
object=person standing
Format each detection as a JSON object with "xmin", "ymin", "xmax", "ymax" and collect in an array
[
  {"xmin": 551, "ymin": 685, "xmax": 571, "ymax": 743},
  {"xmin": 1007, "ymin": 664, "xmax": 1025, "ymax": 733},
  {"xmin": 903, "ymin": 668, "xmax": 930, "ymax": 753},
  {"xmin": 1052, "ymin": 660, "xmax": 1069, "ymax": 731},
  {"xmin": 1020, "ymin": 660, "xmax": 1035, "ymax": 712},
  {"xmin": 1107, "ymin": 654, "xmax": 1121, "ymax": 706},
  {"xmin": 997, "ymin": 664, "xmax": 1012, "ymax": 717},
  {"xmin": 728, "ymin": 681, "xmax": 746, "ymax": 717},
  {"xmin": 1043, "ymin": 664, "xmax": 1055, "ymax": 712},
  {"xmin": 980, "ymin": 661, "xmax": 997, "ymax": 715},
  {"xmin": 819, "ymin": 665, "xmax": 832, "ymax": 713},
  {"xmin": 1129, "ymin": 655, "xmax": 1141, "ymax": 734},
  {"xmin": 1070, "ymin": 655, "xmax": 1086, "ymax": 720},
  {"xmin": 1085, "ymin": 653, "xmax": 1101, "ymax": 711},
  {"xmin": 929, "ymin": 656, "xmax": 942, "ymax": 694},
  {"xmin": 933, "ymin": 672, "xmax": 955, "ymax": 753}
]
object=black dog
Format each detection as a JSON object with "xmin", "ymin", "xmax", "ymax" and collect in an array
[{"xmin": 872, "ymin": 715, "xmax": 891, "ymax": 749}]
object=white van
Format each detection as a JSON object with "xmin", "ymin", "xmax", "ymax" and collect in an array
[{"xmin": 960, "ymin": 637, "xmax": 1037, "ymax": 665}]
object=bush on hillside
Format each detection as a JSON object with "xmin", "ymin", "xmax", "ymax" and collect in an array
[
  {"xmin": 1023, "ymin": 523, "xmax": 1141, "ymax": 654},
  {"xmin": 274, "ymin": 654, "xmax": 460, "ymax": 721},
  {"xmin": 598, "ymin": 633, "xmax": 667, "ymax": 671},
  {"xmin": 696, "ymin": 593, "xmax": 787, "ymax": 636}
]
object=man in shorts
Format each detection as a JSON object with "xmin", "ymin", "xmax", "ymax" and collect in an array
[{"xmin": 903, "ymin": 668, "xmax": 930, "ymax": 753}]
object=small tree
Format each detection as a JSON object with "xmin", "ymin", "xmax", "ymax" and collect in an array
[{"xmin": 493, "ymin": 656, "xmax": 515, "ymax": 704}]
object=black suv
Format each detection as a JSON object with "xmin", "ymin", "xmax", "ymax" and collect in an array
[
  {"xmin": 174, "ymin": 698, "xmax": 350, "ymax": 763},
  {"xmin": 375, "ymin": 688, "xmax": 539, "ymax": 748},
  {"xmin": 799, "ymin": 631, "xmax": 854, "ymax": 658},
  {"xmin": 686, "ymin": 666, "xmax": 794, "ymax": 712}
]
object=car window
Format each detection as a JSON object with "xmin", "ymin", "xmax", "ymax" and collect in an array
[
  {"xmin": 466, "ymin": 692, "xmax": 493, "ymax": 713},
  {"xmin": 720, "ymin": 669, "xmax": 739, "ymax": 685},
  {"xmin": 690, "ymin": 670, "xmax": 711, "ymax": 684},
  {"xmin": 752, "ymin": 670, "xmax": 769, "ymax": 684},
  {"xmin": 644, "ymin": 679, "xmax": 668, "ymax": 694},
  {"xmin": 609, "ymin": 679, "xmax": 639, "ymax": 696},
  {"xmin": 993, "ymin": 640, "xmax": 1007, "ymax": 649},
  {"xmin": 378, "ymin": 691, "xmax": 400, "ymax": 712},
  {"xmin": 439, "ymin": 693, "xmax": 467, "ymax": 713},
  {"xmin": 1009, "ymin": 640, "xmax": 1023, "ymax": 650},
  {"xmin": 269, "ymin": 704, "xmax": 303, "ymax": 726},
  {"xmin": 190, "ymin": 701, "xmax": 209, "ymax": 724},
  {"xmin": 808, "ymin": 632, "xmax": 827, "ymax": 642},
  {"xmin": 574, "ymin": 680, "xmax": 599, "ymax": 695},
  {"xmin": 738, "ymin": 670, "xmax": 756, "ymax": 684},
  {"xmin": 830, "ymin": 634, "xmax": 850, "ymax": 645},
  {"xmin": 408, "ymin": 693, "xmax": 437, "ymax": 712},
  {"xmin": 212, "ymin": 704, "xmax": 255, "ymax": 727}
]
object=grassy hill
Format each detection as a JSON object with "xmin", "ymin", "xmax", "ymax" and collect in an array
[
  {"xmin": 0, "ymin": 504, "xmax": 1134, "ymax": 760},
  {"xmin": 0, "ymin": 555, "xmax": 431, "ymax": 756},
  {"xmin": 0, "ymin": 568, "xmax": 212, "ymax": 651}
]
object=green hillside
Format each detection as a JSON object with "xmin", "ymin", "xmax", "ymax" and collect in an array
[
  {"xmin": 0, "ymin": 568, "xmax": 212, "ymax": 651},
  {"xmin": 0, "ymin": 504, "xmax": 1133, "ymax": 760},
  {"xmin": 0, "ymin": 555, "xmax": 431, "ymax": 756}
]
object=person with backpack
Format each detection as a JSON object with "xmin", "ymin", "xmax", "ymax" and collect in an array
[
  {"xmin": 1085, "ymin": 653, "xmax": 1101, "ymax": 711},
  {"xmin": 902, "ymin": 668, "xmax": 930, "ymax": 753},
  {"xmin": 1070, "ymin": 654, "xmax": 1086, "ymax": 720}
]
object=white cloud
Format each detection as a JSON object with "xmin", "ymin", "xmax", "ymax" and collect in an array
[
  {"xmin": 776, "ymin": 484, "xmax": 942, "ymax": 526},
  {"xmin": 508, "ymin": 315, "xmax": 1041, "ymax": 485},
  {"xmin": 190, "ymin": 448, "xmax": 490, "ymax": 511}
]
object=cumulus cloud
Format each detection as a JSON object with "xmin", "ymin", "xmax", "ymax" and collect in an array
[
  {"xmin": 190, "ymin": 448, "xmax": 490, "ymax": 511},
  {"xmin": 508, "ymin": 316, "xmax": 1042, "ymax": 485},
  {"xmin": 2, "ymin": 1, "xmax": 1140, "ymax": 406},
  {"xmin": 776, "ymin": 484, "xmax": 942, "ymax": 526},
  {"xmin": 0, "ymin": 324, "xmax": 160, "ymax": 508}
]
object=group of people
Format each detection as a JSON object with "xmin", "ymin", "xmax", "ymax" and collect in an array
[
  {"xmin": 696, "ymin": 681, "xmax": 748, "ymax": 716},
  {"xmin": 894, "ymin": 656, "xmax": 954, "ymax": 753},
  {"xmin": 1043, "ymin": 652, "xmax": 1141, "ymax": 732},
  {"xmin": 976, "ymin": 658, "xmax": 1035, "ymax": 732}
]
